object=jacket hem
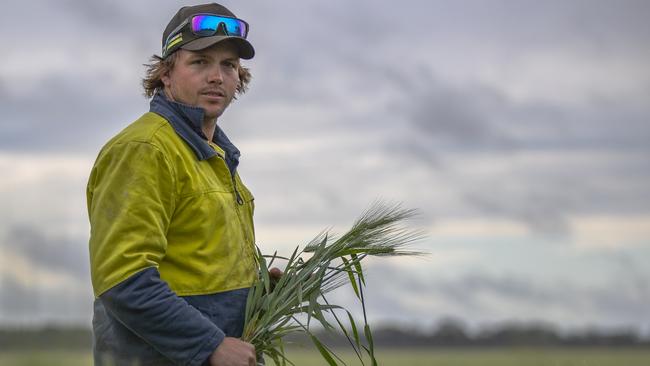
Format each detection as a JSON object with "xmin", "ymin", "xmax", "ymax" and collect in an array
[{"xmin": 172, "ymin": 281, "xmax": 256, "ymax": 297}]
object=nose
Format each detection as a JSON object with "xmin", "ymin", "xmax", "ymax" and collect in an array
[{"xmin": 207, "ymin": 64, "xmax": 223, "ymax": 84}]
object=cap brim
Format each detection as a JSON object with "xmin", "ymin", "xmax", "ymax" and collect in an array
[{"xmin": 181, "ymin": 36, "xmax": 255, "ymax": 59}]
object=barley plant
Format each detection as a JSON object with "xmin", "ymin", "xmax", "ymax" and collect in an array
[{"xmin": 242, "ymin": 202, "xmax": 426, "ymax": 365}]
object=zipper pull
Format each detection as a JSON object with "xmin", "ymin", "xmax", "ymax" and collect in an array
[{"xmin": 235, "ymin": 189, "xmax": 244, "ymax": 205}]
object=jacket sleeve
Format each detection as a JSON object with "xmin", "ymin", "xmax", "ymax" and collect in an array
[
  {"xmin": 88, "ymin": 140, "xmax": 223, "ymax": 365},
  {"xmin": 100, "ymin": 267, "xmax": 224, "ymax": 365}
]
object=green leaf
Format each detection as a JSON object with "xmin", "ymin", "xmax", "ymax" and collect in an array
[
  {"xmin": 286, "ymin": 245, "xmax": 300, "ymax": 269},
  {"xmin": 312, "ymin": 303, "xmax": 334, "ymax": 331},
  {"xmin": 297, "ymin": 279, "xmax": 303, "ymax": 305},
  {"xmin": 258, "ymin": 247, "xmax": 271, "ymax": 294},
  {"xmin": 364, "ymin": 324, "xmax": 377, "ymax": 366},
  {"xmin": 278, "ymin": 339, "xmax": 290, "ymax": 366},
  {"xmin": 307, "ymin": 291, "xmax": 314, "ymax": 327},
  {"xmin": 321, "ymin": 293, "xmax": 364, "ymax": 363},
  {"xmin": 320, "ymin": 233, "xmax": 329, "ymax": 249},
  {"xmin": 266, "ymin": 250, "xmax": 279, "ymax": 268},
  {"xmin": 350, "ymin": 253, "xmax": 365, "ymax": 285},
  {"xmin": 242, "ymin": 202, "xmax": 426, "ymax": 362},
  {"xmin": 342, "ymin": 257, "xmax": 360, "ymax": 299},
  {"xmin": 347, "ymin": 311, "xmax": 361, "ymax": 351},
  {"xmin": 309, "ymin": 335, "xmax": 338, "ymax": 366},
  {"xmin": 304, "ymin": 230, "xmax": 329, "ymax": 252}
]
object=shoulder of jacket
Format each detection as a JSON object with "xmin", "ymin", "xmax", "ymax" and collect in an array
[{"xmin": 102, "ymin": 112, "xmax": 181, "ymax": 151}]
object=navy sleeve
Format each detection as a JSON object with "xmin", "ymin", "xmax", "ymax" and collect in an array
[{"xmin": 99, "ymin": 267, "xmax": 225, "ymax": 366}]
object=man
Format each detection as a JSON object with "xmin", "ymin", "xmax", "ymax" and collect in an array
[{"xmin": 87, "ymin": 3, "xmax": 274, "ymax": 365}]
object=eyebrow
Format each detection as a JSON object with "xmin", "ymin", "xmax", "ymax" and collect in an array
[
  {"xmin": 222, "ymin": 57, "xmax": 240, "ymax": 63},
  {"xmin": 190, "ymin": 51, "xmax": 240, "ymax": 62}
]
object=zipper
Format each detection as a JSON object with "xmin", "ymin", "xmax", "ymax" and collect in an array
[
  {"xmin": 232, "ymin": 176, "xmax": 244, "ymax": 205},
  {"xmin": 210, "ymin": 143, "xmax": 244, "ymax": 205},
  {"xmin": 208, "ymin": 142, "xmax": 254, "ymax": 269}
]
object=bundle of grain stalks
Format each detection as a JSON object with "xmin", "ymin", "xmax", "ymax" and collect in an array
[{"xmin": 242, "ymin": 202, "xmax": 426, "ymax": 365}]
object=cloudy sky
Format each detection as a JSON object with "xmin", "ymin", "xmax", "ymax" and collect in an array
[{"xmin": 1, "ymin": 0, "xmax": 649, "ymax": 334}]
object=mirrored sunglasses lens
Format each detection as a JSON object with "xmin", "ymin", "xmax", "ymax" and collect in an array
[{"xmin": 191, "ymin": 15, "xmax": 247, "ymax": 37}]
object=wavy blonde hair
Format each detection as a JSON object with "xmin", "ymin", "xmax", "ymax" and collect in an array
[{"xmin": 142, "ymin": 52, "xmax": 252, "ymax": 99}]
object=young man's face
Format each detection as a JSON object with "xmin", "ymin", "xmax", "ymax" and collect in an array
[{"xmin": 162, "ymin": 41, "xmax": 240, "ymax": 122}]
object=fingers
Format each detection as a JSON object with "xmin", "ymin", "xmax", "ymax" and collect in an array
[
  {"xmin": 209, "ymin": 337, "xmax": 257, "ymax": 366},
  {"xmin": 269, "ymin": 267, "xmax": 283, "ymax": 280}
]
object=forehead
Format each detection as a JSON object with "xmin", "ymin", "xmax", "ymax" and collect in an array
[{"xmin": 189, "ymin": 40, "xmax": 240, "ymax": 59}]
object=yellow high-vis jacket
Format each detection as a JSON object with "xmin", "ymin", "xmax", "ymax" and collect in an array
[
  {"xmin": 88, "ymin": 92, "xmax": 260, "ymax": 365},
  {"xmin": 88, "ymin": 105, "xmax": 257, "ymax": 298}
]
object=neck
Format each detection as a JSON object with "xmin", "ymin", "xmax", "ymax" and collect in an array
[
  {"xmin": 202, "ymin": 118, "xmax": 217, "ymax": 142},
  {"xmin": 162, "ymin": 88, "xmax": 217, "ymax": 141}
]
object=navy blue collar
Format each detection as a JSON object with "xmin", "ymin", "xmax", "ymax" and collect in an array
[{"xmin": 149, "ymin": 91, "xmax": 240, "ymax": 174}]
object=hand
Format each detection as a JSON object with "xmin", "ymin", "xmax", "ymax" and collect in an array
[
  {"xmin": 209, "ymin": 337, "xmax": 256, "ymax": 366},
  {"xmin": 269, "ymin": 267, "xmax": 283, "ymax": 291},
  {"xmin": 269, "ymin": 267, "xmax": 283, "ymax": 280}
]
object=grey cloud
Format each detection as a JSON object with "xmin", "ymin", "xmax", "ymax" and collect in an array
[
  {"xmin": 1, "ymin": 225, "xmax": 89, "ymax": 279},
  {"xmin": 613, "ymin": 253, "xmax": 650, "ymax": 292},
  {"xmin": 363, "ymin": 58, "xmax": 650, "ymax": 154},
  {"xmin": 0, "ymin": 276, "xmax": 42, "ymax": 316},
  {"xmin": 302, "ymin": 1, "xmax": 396, "ymax": 49},
  {"xmin": 402, "ymin": 0, "xmax": 650, "ymax": 53},
  {"xmin": 403, "ymin": 77, "xmax": 517, "ymax": 150},
  {"xmin": 56, "ymin": 0, "xmax": 182, "ymax": 49},
  {"xmin": 267, "ymin": 0, "xmax": 650, "ymax": 68},
  {"xmin": 461, "ymin": 190, "xmax": 572, "ymax": 237},
  {"xmin": 0, "ymin": 224, "xmax": 91, "ymax": 325},
  {"xmin": 60, "ymin": 0, "xmax": 139, "ymax": 28},
  {"xmin": 353, "ymin": 262, "xmax": 650, "ymax": 331},
  {"xmin": 0, "ymin": 75, "xmax": 147, "ymax": 153},
  {"xmin": 250, "ymin": 0, "xmax": 650, "ymax": 153},
  {"xmin": 367, "ymin": 64, "xmax": 650, "ymax": 234},
  {"xmin": 0, "ymin": 275, "xmax": 92, "ymax": 326},
  {"xmin": 300, "ymin": 46, "xmax": 649, "ymax": 232}
]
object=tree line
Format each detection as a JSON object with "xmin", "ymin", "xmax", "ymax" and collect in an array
[
  {"xmin": 1, "ymin": 319, "xmax": 648, "ymax": 351},
  {"xmin": 292, "ymin": 318, "xmax": 650, "ymax": 349}
]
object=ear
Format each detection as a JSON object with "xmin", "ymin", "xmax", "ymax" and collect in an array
[{"xmin": 161, "ymin": 69, "xmax": 172, "ymax": 88}]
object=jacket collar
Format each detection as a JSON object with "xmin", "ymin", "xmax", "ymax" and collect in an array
[{"xmin": 149, "ymin": 91, "xmax": 240, "ymax": 173}]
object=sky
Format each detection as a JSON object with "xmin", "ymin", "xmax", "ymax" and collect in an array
[{"xmin": 1, "ymin": 0, "xmax": 649, "ymax": 335}]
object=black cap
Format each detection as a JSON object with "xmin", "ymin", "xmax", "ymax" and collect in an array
[{"xmin": 162, "ymin": 3, "xmax": 255, "ymax": 59}]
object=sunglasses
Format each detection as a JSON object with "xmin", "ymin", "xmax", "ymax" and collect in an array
[{"xmin": 163, "ymin": 14, "xmax": 250, "ymax": 57}]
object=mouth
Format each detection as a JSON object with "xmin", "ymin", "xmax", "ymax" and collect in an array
[{"xmin": 201, "ymin": 90, "xmax": 226, "ymax": 100}]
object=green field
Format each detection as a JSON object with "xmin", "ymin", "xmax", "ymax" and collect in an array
[
  {"xmin": 0, "ymin": 350, "xmax": 92, "ymax": 366},
  {"xmin": 1, "ymin": 348, "xmax": 649, "ymax": 365},
  {"xmin": 285, "ymin": 348, "xmax": 650, "ymax": 366}
]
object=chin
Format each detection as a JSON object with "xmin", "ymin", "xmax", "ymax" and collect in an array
[
  {"xmin": 201, "ymin": 105, "xmax": 225, "ymax": 120},
  {"xmin": 206, "ymin": 110, "xmax": 225, "ymax": 120}
]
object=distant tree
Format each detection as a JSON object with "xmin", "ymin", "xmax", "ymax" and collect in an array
[
  {"xmin": 477, "ymin": 322, "xmax": 560, "ymax": 346},
  {"xmin": 431, "ymin": 317, "xmax": 470, "ymax": 346}
]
